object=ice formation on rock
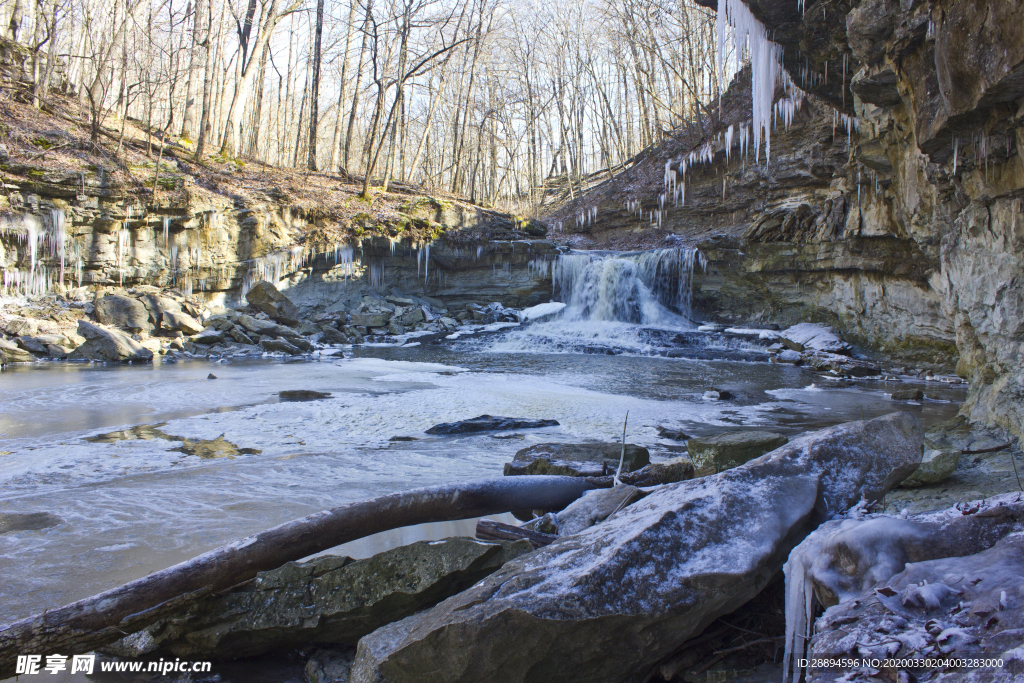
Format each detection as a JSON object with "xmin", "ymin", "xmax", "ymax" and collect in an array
[{"xmin": 716, "ymin": 0, "xmax": 782, "ymax": 163}]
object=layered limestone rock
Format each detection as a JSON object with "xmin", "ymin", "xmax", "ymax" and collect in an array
[
  {"xmin": 0, "ymin": 178, "xmax": 557, "ymax": 316},
  {"xmin": 550, "ymin": 0, "xmax": 1024, "ymax": 437}
]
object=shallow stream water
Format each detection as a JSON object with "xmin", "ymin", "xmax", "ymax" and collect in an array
[
  {"xmin": 0, "ymin": 337, "xmax": 965, "ymax": 625},
  {"xmin": 0, "ymin": 249, "xmax": 969, "ymax": 632}
]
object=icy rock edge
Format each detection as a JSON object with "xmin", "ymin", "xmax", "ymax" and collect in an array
[
  {"xmin": 350, "ymin": 412, "xmax": 922, "ymax": 683},
  {"xmin": 783, "ymin": 493, "xmax": 1024, "ymax": 683}
]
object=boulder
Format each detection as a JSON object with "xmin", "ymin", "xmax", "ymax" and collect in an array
[
  {"xmin": 322, "ymin": 327, "xmax": 349, "ymax": 345},
  {"xmin": 306, "ymin": 647, "xmax": 355, "ymax": 683},
  {"xmin": 245, "ymin": 281, "xmax": 300, "ymax": 325},
  {"xmin": 891, "ymin": 388, "xmax": 924, "ymax": 401},
  {"xmin": 68, "ymin": 320, "xmax": 153, "ymax": 363},
  {"xmin": 656, "ymin": 426, "xmax": 690, "ymax": 441},
  {"xmin": 774, "ymin": 349, "xmax": 803, "ymax": 364},
  {"xmin": 349, "ymin": 412, "xmax": 923, "ymax": 683},
  {"xmin": 191, "ymin": 328, "xmax": 227, "ymax": 345},
  {"xmin": 504, "ymin": 443, "xmax": 650, "ymax": 477},
  {"xmin": 899, "ymin": 447, "xmax": 960, "ymax": 487},
  {"xmin": 620, "ymin": 457, "xmax": 694, "ymax": 486},
  {"xmin": 236, "ymin": 314, "xmax": 278, "ymax": 335},
  {"xmin": 425, "ymin": 415, "xmax": 560, "ymax": 435},
  {"xmin": 554, "ymin": 485, "xmax": 645, "ymax": 536},
  {"xmin": 103, "ymin": 538, "xmax": 532, "ymax": 660},
  {"xmin": 94, "ymin": 295, "xmax": 153, "ymax": 332},
  {"xmin": 260, "ymin": 338, "xmax": 303, "ymax": 355},
  {"xmin": 686, "ymin": 431, "xmax": 789, "ymax": 472},
  {"xmin": 161, "ymin": 311, "xmax": 204, "ymax": 335},
  {"xmin": 229, "ymin": 327, "xmax": 255, "ymax": 345},
  {"xmin": 350, "ymin": 313, "xmax": 392, "ymax": 328},
  {"xmin": 140, "ymin": 294, "xmax": 182, "ymax": 328},
  {"xmin": 399, "ymin": 308, "xmax": 425, "ymax": 326},
  {"xmin": 261, "ymin": 323, "xmax": 304, "ymax": 339},
  {"xmin": 4, "ymin": 317, "xmax": 38, "ymax": 337},
  {"xmin": 15, "ymin": 335, "xmax": 48, "ymax": 355},
  {"xmin": 44, "ymin": 344, "xmax": 70, "ymax": 359},
  {"xmin": 779, "ymin": 323, "xmax": 850, "ymax": 355}
]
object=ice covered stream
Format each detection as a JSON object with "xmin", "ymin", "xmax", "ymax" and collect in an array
[{"xmin": 0, "ymin": 342, "xmax": 967, "ymax": 624}]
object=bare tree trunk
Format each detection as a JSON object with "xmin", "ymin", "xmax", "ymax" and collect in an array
[
  {"xmin": 193, "ymin": 0, "xmax": 213, "ymax": 158},
  {"xmin": 180, "ymin": 0, "xmax": 199, "ymax": 139},
  {"xmin": 0, "ymin": 477, "xmax": 597, "ymax": 679},
  {"xmin": 305, "ymin": 0, "xmax": 324, "ymax": 170},
  {"xmin": 244, "ymin": 40, "xmax": 270, "ymax": 157},
  {"xmin": 344, "ymin": 3, "xmax": 371, "ymax": 174},
  {"xmin": 328, "ymin": 0, "xmax": 356, "ymax": 173},
  {"xmin": 220, "ymin": 0, "xmax": 296, "ymax": 157}
]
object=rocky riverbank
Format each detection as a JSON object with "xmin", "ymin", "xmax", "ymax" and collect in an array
[{"xmin": 45, "ymin": 410, "xmax": 1015, "ymax": 683}]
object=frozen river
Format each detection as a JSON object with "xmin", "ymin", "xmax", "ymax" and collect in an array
[{"xmin": 0, "ymin": 335, "xmax": 966, "ymax": 625}]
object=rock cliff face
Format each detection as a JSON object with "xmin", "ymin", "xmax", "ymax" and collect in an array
[
  {"xmin": 0, "ymin": 156, "xmax": 556, "ymax": 314},
  {"xmin": 550, "ymin": 0, "xmax": 1024, "ymax": 435}
]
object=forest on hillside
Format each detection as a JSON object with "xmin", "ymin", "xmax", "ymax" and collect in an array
[{"xmin": 0, "ymin": 0, "xmax": 730, "ymax": 210}]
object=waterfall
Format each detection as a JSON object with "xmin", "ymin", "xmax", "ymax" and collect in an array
[
  {"xmin": 552, "ymin": 248, "xmax": 706, "ymax": 325},
  {"xmin": 487, "ymin": 247, "xmax": 706, "ymax": 355}
]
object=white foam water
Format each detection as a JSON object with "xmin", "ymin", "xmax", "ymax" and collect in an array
[{"xmin": 492, "ymin": 248, "xmax": 705, "ymax": 354}]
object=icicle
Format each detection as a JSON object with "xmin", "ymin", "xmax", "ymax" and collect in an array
[
  {"xmin": 717, "ymin": 0, "xmax": 783, "ymax": 164},
  {"xmin": 953, "ymin": 137, "xmax": 959, "ymax": 174}
]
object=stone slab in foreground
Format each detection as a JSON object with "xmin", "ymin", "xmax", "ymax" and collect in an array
[
  {"xmin": 351, "ymin": 412, "xmax": 923, "ymax": 683},
  {"xmin": 105, "ymin": 537, "xmax": 532, "ymax": 660}
]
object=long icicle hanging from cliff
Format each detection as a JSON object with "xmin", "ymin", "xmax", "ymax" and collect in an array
[{"xmin": 717, "ymin": 0, "xmax": 783, "ymax": 164}]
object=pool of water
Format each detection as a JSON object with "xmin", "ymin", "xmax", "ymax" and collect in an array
[{"xmin": 0, "ymin": 330, "xmax": 966, "ymax": 625}]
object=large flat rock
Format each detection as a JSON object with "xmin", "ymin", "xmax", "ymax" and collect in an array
[
  {"xmin": 425, "ymin": 415, "xmax": 560, "ymax": 435},
  {"xmin": 504, "ymin": 443, "xmax": 650, "ymax": 477},
  {"xmin": 104, "ymin": 537, "xmax": 532, "ymax": 660},
  {"xmin": 68, "ymin": 320, "xmax": 153, "ymax": 363},
  {"xmin": 94, "ymin": 295, "xmax": 153, "ymax": 332},
  {"xmin": 686, "ymin": 431, "xmax": 789, "ymax": 472},
  {"xmin": 351, "ymin": 412, "xmax": 923, "ymax": 683}
]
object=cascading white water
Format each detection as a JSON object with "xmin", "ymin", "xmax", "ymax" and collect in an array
[
  {"xmin": 490, "ymin": 247, "xmax": 706, "ymax": 355},
  {"xmin": 553, "ymin": 248, "xmax": 706, "ymax": 325}
]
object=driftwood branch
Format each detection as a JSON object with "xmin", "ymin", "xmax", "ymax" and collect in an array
[
  {"xmin": 962, "ymin": 443, "xmax": 1011, "ymax": 455},
  {"xmin": 0, "ymin": 476, "xmax": 597, "ymax": 676},
  {"xmin": 475, "ymin": 519, "xmax": 557, "ymax": 548}
]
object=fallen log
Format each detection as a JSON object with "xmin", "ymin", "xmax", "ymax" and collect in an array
[
  {"xmin": 475, "ymin": 519, "xmax": 557, "ymax": 548},
  {"xmin": 0, "ymin": 476, "xmax": 597, "ymax": 677}
]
